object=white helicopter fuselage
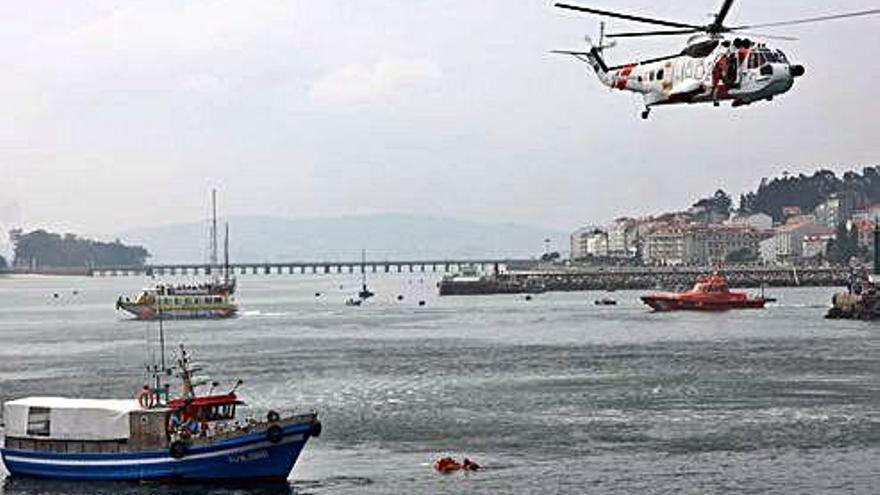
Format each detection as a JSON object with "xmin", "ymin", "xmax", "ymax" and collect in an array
[{"xmin": 571, "ymin": 38, "xmax": 805, "ymax": 115}]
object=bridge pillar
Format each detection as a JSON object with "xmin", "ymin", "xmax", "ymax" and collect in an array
[
  {"xmin": 372, "ymin": 264, "xmax": 377, "ymax": 273},
  {"xmin": 264, "ymin": 266, "xmax": 270, "ymax": 275},
  {"xmin": 324, "ymin": 265, "xmax": 330, "ymax": 274},
  {"xmin": 384, "ymin": 264, "xmax": 390, "ymax": 273},
  {"xmin": 420, "ymin": 264, "xmax": 425, "ymax": 272}
]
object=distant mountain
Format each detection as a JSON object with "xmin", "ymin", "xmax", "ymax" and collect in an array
[{"xmin": 118, "ymin": 214, "xmax": 565, "ymax": 263}]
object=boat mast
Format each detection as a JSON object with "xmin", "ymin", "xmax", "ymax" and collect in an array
[
  {"xmin": 210, "ymin": 189, "xmax": 218, "ymax": 271},
  {"xmin": 224, "ymin": 222, "xmax": 230, "ymax": 282},
  {"xmin": 361, "ymin": 249, "xmax": 366, "ymax": 290}
]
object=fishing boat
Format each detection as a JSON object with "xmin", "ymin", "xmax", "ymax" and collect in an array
[
  {"xmin": 0, "ymin": 332, "xmax": 321, "ymax": 482},
  {"xmin": 640, "ymin": 271, "xmax": 767, "ymax": 312},
  {"xmin": 117, "ymin": 191, "xmax": 237, "ymax": 320}
]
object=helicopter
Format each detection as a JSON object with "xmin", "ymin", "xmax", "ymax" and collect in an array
[{"xmin": 553, "ymin": 1, "xmax": 880, "ymax": 119}]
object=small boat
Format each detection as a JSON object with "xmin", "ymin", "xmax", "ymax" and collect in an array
[
  {"xmin": 640, "ymin": 271, "xmax": 767, "ymax": 312},
  {"xmin": 594, "ymin": 298, "xmax": 617, "ymax": 306},
  {"xmin": 0, "ymin": 336, "xmax": 320, "ymax": 482}
]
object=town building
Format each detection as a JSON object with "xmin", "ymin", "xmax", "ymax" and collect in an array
[
  {"xmin": 726, "ymin": 212, "xmax": 773, "ymax": 230},
  {"xmin": 759, "ymin": 221, "xmax": 835, "ymax": 264},
  {"xmin": 801, "ymin": 234, "xmax": 835, "ymax": 260},
  {"xmin": 570, "ymin": 226, "xmax": 607, "ymax": 260},
  {"xmin": 813, "ymin": 193, "xmax": 855, "ymax": 229},
  {"xmin": 585, "ymin": 230, "xmax": 609, "ymax": 257},
  {"xmin": 644, "ymin": 224, "xmax": 767, "ymax": 266},
  {"xmin": 606, "ymin": 218, "xmax": 637, "ymax": 258}
]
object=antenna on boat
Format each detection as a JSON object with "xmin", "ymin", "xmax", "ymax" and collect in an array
[{"xmin": 229, "ymin": 379, "xmax": 243, "ymax": 394}]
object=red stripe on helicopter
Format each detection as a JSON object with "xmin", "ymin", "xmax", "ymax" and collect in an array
[{"xmin": 615, "ymin": 64, "xmax": 636, "ymax": 90}]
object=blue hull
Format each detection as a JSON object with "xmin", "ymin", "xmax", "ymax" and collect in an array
[{"xmin": 1, "ymin": 422, "xmax": 313, "ymax": 482}]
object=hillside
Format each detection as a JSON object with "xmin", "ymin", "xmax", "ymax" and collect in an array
[
  {"xmin": 740, "ymin": 166, "xmax": 880, "ymax": 221},
  {"xmin": 118, "ymin": 214, "xmax": 564, "ymax": 263}
]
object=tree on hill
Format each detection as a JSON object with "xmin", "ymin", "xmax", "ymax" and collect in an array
[
  {"xmin": 11, "ymin": 229, "xmax": 150, "ymax": 268},
  {"xmin": 693, "ymin": 189, "xmax": 732, "ymax": 215},
  {"xmin": 826, "ymin": 222, "xmax": 864, "ymax": 265},
  {"xmin": 739, "ymin": 166, "xmax": 880, "ymax": 221}
]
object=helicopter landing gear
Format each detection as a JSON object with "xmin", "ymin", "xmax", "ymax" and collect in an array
[{"xmin": 641, "ymin": 107, "xmax": 651, "ymax": 120}]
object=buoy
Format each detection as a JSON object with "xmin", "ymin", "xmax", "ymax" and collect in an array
[
  {"xmin": 524, "ymin": 295, "xmax": 532, "ymax": 301},
  {"xmin": 52, "ymin": 293, "xmax": 59, "ymax": 299},
  {"xmin": 137, "ymin": 387, "xmax": 156, "ymax": 409},
  {"xmin": 315, "ymin": 292, "xmax": 322, "ymax": 297},
  {"xmin": 418, "ymin": 300, "xmax": 426, "ymax": 306},
  {"xmin": 397, "ymin": 294, "xmax": 404, "ymax": 301}
]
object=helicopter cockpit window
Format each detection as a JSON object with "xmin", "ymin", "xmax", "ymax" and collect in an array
[
  {"xmin": 775, "ymin": 50, "xmax": 789, "ymax": 64},
  {"xmin": 681, "ymin": 39, "xmax": 719, "ymax": 58},
  {"xmin": 656, "ymin": 69, "xmax": 664, "ymax": 80}
]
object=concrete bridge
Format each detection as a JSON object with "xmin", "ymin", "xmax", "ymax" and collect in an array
[{"xmin": 89, "ymin": 259, "xmax": 531, "ymax": 277}]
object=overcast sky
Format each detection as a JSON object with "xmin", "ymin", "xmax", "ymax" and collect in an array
[{"xmin": 1, "ymin": 0, "xmax": 879, "ymax": 236}]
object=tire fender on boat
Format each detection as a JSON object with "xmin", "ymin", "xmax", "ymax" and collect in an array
[
  {"xmin": 169, "ymin": 440, "xmax": 188, "ymax": 459},
  {"xmin": 310, "ymin": 420, "xmax": 322, "ymax": 438},
  {"xmin": 266, "ymin": 410, "xmax": 280, "ymax": 423},
  {"xmin": 266, "ymin": 425, "xmax": 284, "ymax": 444}
]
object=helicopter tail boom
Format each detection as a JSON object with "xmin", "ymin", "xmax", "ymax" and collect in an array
[{"xmin": 552, "ymin": 37, "xmax": 611, "ymax": 85}]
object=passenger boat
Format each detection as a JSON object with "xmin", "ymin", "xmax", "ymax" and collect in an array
[
  {"xmin": 640, "ymin": 271, "xmax": 767, "ymax": 312},
  {"xmin": 116, "ymin": 283, "xmax": 237, "ymax": 320},
  {"xmin": 0, "ymin": 343, "xmax": 321, "ymax": 482},
  {"xmin": 117, "ymin": 192, "xmax": 237, "ymax": 320}
]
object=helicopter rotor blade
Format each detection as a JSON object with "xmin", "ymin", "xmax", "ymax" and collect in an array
[
  {"xmin": 732, "ymin": 31, "xmax": 799, "ymax": 41},
  {"xmin": 709, "ymin": 0, "xmax": 737, "ymax": 33},
  {"xmin": 554, "ymin": 3, "xmax": 702, "ymax": 30},
  {"xmin": 606, "ymin": 29, "xmax": 702, "ymax": 38},
  {"xmin": 731, "ymin": 9, "xmax": 880, "ymax": 30}
]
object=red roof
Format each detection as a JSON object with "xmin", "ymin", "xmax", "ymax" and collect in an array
[{"xmin": 167, "ymin": 393, "xmax": 240, "ymax": 409}]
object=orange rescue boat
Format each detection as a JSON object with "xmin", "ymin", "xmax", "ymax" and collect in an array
[{"xmin": 641, "ymin": 272, "xmax": 767, "ymax": 312}]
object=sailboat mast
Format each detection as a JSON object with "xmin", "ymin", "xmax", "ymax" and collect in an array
[
  {"xmin": 361, "ymin": 249, "xmax": 366, "ymax": 287},
  {"xmin": 224, "ymin": 223, "xmax": 230, "ymax": 280},
  {"xmin": 210, "ymin": 189, "xmax": 218, "ymax": 267}
]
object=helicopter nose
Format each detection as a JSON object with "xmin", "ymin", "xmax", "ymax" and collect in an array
[{"xmin": 790, "ymin": 64, "xmax": 805, "ymax": 78}]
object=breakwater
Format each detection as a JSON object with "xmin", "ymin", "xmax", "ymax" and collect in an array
[{"xmin": 441, "ymin": 266, "xmax": 848, "ymax": 295}]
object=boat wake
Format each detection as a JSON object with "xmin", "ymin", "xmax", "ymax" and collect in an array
[{"xmin": 240, "ymin": 310, "xmax": 292, "ymax": 318}]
